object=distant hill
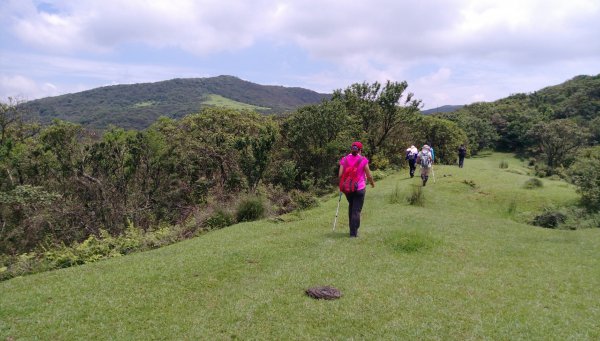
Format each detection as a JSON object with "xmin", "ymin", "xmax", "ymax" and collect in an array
[
  {"xmin": 20, "ymin": 75, "xmax": 331, "ymax": 130},
  {"xmin": 422, "ymin": 105, "xmax": 464, "ymax": 115}
]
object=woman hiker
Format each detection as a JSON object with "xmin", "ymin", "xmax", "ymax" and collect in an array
[{"xmin": 338, "ymin": 141, "xmax": 375, "ymax": 237}]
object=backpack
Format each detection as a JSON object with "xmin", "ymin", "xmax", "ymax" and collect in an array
[
  {"xmin": 419, "ymin": 152, "xmax": 432, "ymax": 168},
  {"xmin": 339, "ymin": 156, "xmax": 363, "ymax": 194}
]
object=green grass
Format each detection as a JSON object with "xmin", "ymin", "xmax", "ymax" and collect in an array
[
  {"xmin": 202, "ymin": 94, "xmax": 271, "ymax": 111},
  {"xmin": 1, "ymin": 153, "xmax": 599, "ymax": 340}
]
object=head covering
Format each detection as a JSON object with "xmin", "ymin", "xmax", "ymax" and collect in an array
[
  {"xmin": 423, "ymin": 144, "xmax": 430, "ymax": 150},
  {"xmin": 351, "ymin": 141, "xmax": 363, "ymax": 150}
]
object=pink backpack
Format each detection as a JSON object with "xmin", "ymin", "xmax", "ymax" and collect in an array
[{"xmin": 339, "ymin": 156, "xmax": 363, "ymax": 194}]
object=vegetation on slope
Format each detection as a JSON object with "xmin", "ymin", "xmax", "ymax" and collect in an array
[
  {"xmin": 1, "ymin": 154, "xmax": 598, "ymax": 340},
  {"xmin": 19, "ymin": 75, "xmax": 331, "ymax": 130}
]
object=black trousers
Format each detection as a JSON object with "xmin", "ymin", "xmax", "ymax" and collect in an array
[
  {"xmin": 459, "ymin": 156, "xmax": 465, "ymax": 168},
  {"xmin": 408, "ymin": 159, "xmax": 416, "ymax": 177},
  {"xmin": 345, "ymin": 189, "xmax": 366, "ymax": 237}
]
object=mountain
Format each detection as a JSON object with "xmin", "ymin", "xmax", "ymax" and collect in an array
[
  {"xmin": 19, "ymin": 75, "xmax": 331, "ymax": 130},
  {"xmin": 422, "ymin": 105, "xmax": 464, "ymax": 115}
]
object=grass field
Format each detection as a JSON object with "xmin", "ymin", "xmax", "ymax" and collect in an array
[
  {"xmin": 202, "ymin": 94, "xmax": 271, "ymax": 111},
  {"xmin": 1, "ymin": 153, "xmax": 599, "ymax": 340}
]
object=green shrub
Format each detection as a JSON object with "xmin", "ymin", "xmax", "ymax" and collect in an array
[
  {"xmin": 568, "ymin": 146, "xmax": 600, "ymax": 212},
  {"xmin": 291, "ymin": 190, "xmax": 319, "ymax": 210},
  {"xmin": 499, "ymin": 160, "xmax": 508, "ymax": 169},
  {"xmin": 532, "ymin": 210, "xmax": 567, "ymax": 228},
  {"xmin": 406, "ymin": 185, "xmax": 425, "ymax": 206},
  {"xmin": 370, "ymin": 169, "xmax": 386, "ymax": 181},
  {"xmin": 524, "ymin": 178, "xmax": 544, "ymax": 189},
  {"xmin": 205, "ymin": 209, "xmax": 235, "ymax": 230},
  {"xmin": 236, "ymin": 197, "xmax": 266, "ymax": 222}
]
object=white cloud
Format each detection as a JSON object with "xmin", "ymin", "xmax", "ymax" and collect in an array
[
  {"xmin": 1, "ymin": 0, "xmax": 599, "ymax": 107},
  {"xmin": 0, "ymin": 75, "xmax": 60, "ymax": 100}
]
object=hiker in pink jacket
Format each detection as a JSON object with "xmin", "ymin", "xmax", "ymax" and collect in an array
[{"xmin": 338, "ymin": 141, "xmax": 375, "ymax": 237}]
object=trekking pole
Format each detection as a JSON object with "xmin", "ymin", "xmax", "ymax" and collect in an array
[{"xmin": 332, "ymin": 192, "xmax": 343, "ymax": 231}]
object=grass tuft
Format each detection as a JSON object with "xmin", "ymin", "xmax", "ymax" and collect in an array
[{"xmin": 406, "ymin": 184, "xmax": 425, "ymax": 206}]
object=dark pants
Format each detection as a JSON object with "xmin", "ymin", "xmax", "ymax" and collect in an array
[
  {"xmin": 345, "ymin": 189, "xmax": 366, "ymax": 237},
  {"xmin": 459, "ymin": 156, "xmax": 465, "ymax": 168},
  {"xmin": 408, "ymin": 159, "xmax": 416, "ymax": 177}
]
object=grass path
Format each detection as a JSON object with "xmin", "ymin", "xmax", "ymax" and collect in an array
[{"xmin": 1, "ymin": 153, "xmax": 599, "ymax": 340}]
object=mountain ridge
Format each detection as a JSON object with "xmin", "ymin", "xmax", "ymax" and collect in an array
[{"xmin": 20, "ymin": 75, "xmax": 331, "ymax": 130}]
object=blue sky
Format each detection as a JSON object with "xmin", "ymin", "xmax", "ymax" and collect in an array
[{"xmin": 1, "ymin": 0, "xmax": 600, "ymax": 109}]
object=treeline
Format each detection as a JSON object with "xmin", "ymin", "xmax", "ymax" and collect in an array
[
  {"xmin": 1, "ymin": 81, "xmax": 468, "ymax": 258},
  {"xmin": 439, "ymin": 74, "xmax": 600, "ymax": 212}
]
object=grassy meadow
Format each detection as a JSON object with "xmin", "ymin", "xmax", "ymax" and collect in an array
[
  {"xmin": 1, "ymin": 153, "xmax": 599, "ymax": 340},
  {"xmin": 202, "ymin": 94, "xmax": 271, "ymax": 111}
]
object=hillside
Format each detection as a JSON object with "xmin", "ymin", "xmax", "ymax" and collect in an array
[
  {"xmin": 19, "ymin": 75, "xmax": 331, "ymax": 130},
  {"xmin": 2, "ymin": 153, "xmax": 599, "ymax": 340},
  {"xmin": 422, "ymin": 104, "xmax": 464, "ymax": 115}
]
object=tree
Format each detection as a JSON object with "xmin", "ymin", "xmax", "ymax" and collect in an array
[
  {"xmin": 333, "ymin": 80, "xmax": 422, "ymax": 158},
  {"xmin": 568, "ymin": 146, "xmax": 600, "ymax": 212},
  {"xmin": 527, "ymin": 119, "xmax": 589, "ymax": 169},
  {"xmin": 413, "ymin": 116, "xmax": 468, "ymax": 164}
]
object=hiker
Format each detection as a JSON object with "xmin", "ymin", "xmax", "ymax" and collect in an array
[
  {"xmin": 405, "ymin": 145, "xmax": 418, "ymax": 178},
  {"xmin": 338, "ymin": 141, "xmax": 375, "ymax": 237},
  {"xmin": 458, "ymin": 144, "xmax": 467, "ymax": 168},
  {"xmin": 416, "ymin": 144, "xmax": 434, "ymax": 186}
]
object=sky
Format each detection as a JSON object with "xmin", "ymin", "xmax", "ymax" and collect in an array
[{"xmin": 1, "ymin": 0, "xmax": 600, "ymax": 110}]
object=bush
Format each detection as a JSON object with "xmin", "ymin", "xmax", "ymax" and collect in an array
[
  {"xmin": 523, "ymin": 178, "xmax": 544, "ymax": 189},
  {"xmin": 236, "ymin": 197, "xmax": 266, "ymax": 222},
  {"xmin": 290, "ymin": 190, "xmax": 319, "ymax": 210},
  {"xmin": 205, "ymin": 209, "xmax": 235, "ymax": 230},
  {"xmin": 568, "ymin": 146, "xmax": 600, "ymax": 212},
  {"xmin": 499, "ymin": 160, "xmax": 509, "ymax": 169},
  {"xmin": 532, "ymin": 210, "xmax": 567, "ymax": 228}
]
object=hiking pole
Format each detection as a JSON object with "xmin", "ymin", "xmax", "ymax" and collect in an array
[{"xmin": 332, "ymin": 192, "xmax": 343, "ymax": 231}]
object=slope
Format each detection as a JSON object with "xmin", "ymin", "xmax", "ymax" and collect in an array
[
  {"xmin": 1, "ymin": 153, "xmax": 599, "ymax": 340},
  {"xmin": 19, "ymin": 75, "xmax": 331, "ymax": 130}
]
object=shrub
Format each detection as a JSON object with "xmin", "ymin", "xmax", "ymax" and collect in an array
[
  {"xmin": 499, "ymin": 160, "xmax": 508, "ymax": 169},
  {"xmin": 532, "ymin": 210, "xmax": 567, "ymax": 228},
  {"xmin": 568, "ymin": 146, "xmax": 600, "ymax": 212},
  {"xmin": 236, "ymin": 197, "xmax": 266, "ymax": 222},
  {"xmin": 290, "ymin": 190, "xmax": 319, "ymax": 210},
  {"xmin": 406, "ymin": 185, "xmax": 425, "ymax": 206},
  {"xmin": 523, "ymin": 178, "xmax": 544, "ymax": 189},
  {"xmin": 205, "ymin": 209, "xmax": 235, "ymax": 230}
]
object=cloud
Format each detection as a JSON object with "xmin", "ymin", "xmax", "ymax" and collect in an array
[
  {"xmin": 1, "ymin": 0, "xmax": 599, "ymax": 107},
  {"xmin": 0, "ymin": 75, "xmax": 60, "ymax": 100}
]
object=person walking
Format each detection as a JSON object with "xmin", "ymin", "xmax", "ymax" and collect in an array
[
  {"xmin": 338, "ymin": 141, "xmax": 375, "ymax": 237},
  {"xmin": 416, "ymin": 144, "xmax": 434, "ymax": 186},
  {"xmin": 458, "ymin": 144, "xmax": 467, "ymax": 168},
  {"xmin": 405, "ymin": 145, "xmax": 418, "ymax": 178}
]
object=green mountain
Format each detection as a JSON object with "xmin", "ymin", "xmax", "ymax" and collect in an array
[
  {"xmin": 20, "ymin": 75, "xmax": 331, "ymax": 130},
  {"xmin": 422, "ymin": 104, "xmax": 464, "ymax": 115}
]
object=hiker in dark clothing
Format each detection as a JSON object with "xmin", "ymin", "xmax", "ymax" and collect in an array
[
  {"xmin": 405, "ymin": 145, "xmax": 418, "ymax": 178},
  {"xmin": 458, "ymin": 144, "xmax": 467, "ymax": 168},
  {"xmin": 338, "ymin": 141, "xmax": 375, "ymax": 237}
]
